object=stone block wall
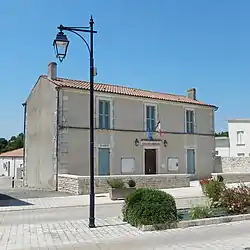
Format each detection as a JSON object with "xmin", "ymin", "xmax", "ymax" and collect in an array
[
  {"xmin": 58, "ymin": 174, "xmax": 79, "ymax": 195},
  {"xmin": 58, "ymin": 174, "xmax": 190, "ymax": 195},
  {"xmin": 212, "ymin": 172, "xmax": 250, "ymax": 184},
  {"xmin": 214, "ymin": 156, "xmax": 250, "ymax": 173}
]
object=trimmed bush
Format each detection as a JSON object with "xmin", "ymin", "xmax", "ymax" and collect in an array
[
  {"xmin": 122, "ymin": 188, "xmax": 177, "ymax": 227},
  {"xmin": 107, "ymin": 179, "xmax": 124, "ymax": 188},
  {"xmin": 127, "ymin": 179, "xmax": 136, "ymax": 188}
]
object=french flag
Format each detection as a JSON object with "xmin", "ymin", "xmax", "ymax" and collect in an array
[{"xmin": 155, "ymin": 121, "xmax": 163, "ymax": 137}]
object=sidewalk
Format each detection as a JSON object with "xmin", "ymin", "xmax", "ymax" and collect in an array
[{"xmin": 0, "ymin": 181, "xmax": 245, "ymax": 212}]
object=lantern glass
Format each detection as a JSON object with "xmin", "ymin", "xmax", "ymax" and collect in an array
[{"xmin": 53, "ymin": 31, "xmax": 69, "ymax": 62}]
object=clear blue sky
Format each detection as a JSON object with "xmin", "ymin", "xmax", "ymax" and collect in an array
[{"xmin": 0, "ymin": 0, "xmax": 249, "ymax": 139}]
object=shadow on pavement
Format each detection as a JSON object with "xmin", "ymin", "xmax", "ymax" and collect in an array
[
  {"xmin": 96, "ymin": 222, "xmax": 127, "ymax": 228},
  {"xmin": 0, "ymin": 193, "xmax": 32, "ymax": 207}
]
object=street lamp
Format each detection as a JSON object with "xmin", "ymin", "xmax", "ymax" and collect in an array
[{"xmin": 53, "ymin": 16, "xmax": 97, "ymax": 228}]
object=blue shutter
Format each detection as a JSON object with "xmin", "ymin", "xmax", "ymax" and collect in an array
[
  {"xmin": 99, "ymin": 100, "xmax": 103, "ymax": 129},
  {"xmin": 111, "ymin": 99, "xmax": 114, "ymax": 129},
  {"xmin": 105, "ymin": 101, "xmax": 110, "ymax": 129}
]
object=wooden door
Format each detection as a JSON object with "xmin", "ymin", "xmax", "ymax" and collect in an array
[{"xmin": 144, "ymin": 149, "xmax": 157, "ymax": 174}]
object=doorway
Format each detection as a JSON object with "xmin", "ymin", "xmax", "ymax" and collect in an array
[
  {"xmin": 144, "ymin": 149, "xmax": 157, "ymax": 174},
  {"xmin": 98, "ymin": 148, "xmax": 110, "ymax": 175},
  {"xmin": 187, "ymin": 148, "xmax": 196, "ymax": 174}
]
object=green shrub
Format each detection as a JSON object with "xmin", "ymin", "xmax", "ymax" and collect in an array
[
  {"xmin": 127, "ymin": 179, "xmax": 136, "ymax": 188},
  {"xmin": 122, "ymin": 188, "xmax": 177, "ymax": 227},
  {"xmin": 190, "ymin": 205, "xmax": 212, "ymax": 219},
  {"xmin": 204, "ymin": 179, "xmax": 225, "ymax": 204},
  {"xmin": 219, "ymin": 185, "xmax": 250, "ymax": 214},
  {"xmin": 107, "ymin": 178, "xmax": 124, "ymax": 188},
  {"xmin": 217, "ymin": 175, "xmax": 224, "ymax": 183}
]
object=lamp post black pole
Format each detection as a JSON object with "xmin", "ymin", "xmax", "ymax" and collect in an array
[
  {"xmin": 53, "ymin": 16, "xmax": 97, "ymax": 228},
  {"xmin": 88, "ymin": 16, "xmax": 95, "ymax": 229}
]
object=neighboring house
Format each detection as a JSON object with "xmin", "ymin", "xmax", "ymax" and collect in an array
[
  {"xmin": 23, "ymin": 62, "xmax": 217, "ymax": 189},
  {"xmin": 215, "ymin": 137, "xmax": 230, "ymax": 157},
  {"xmin": 0, "ymin": 148, "xmax": 23, "ymax": 179},
  {"xmin": 228, "ymin": 119, "xmax": 250, "ymax": 157}
]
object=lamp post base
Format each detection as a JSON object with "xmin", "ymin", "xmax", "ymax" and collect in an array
[{"xmin": 88, "ymin": 218, "xmax": 95, "ymax": 228}]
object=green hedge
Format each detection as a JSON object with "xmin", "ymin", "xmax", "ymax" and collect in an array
[{"xmin": 122, "ymin": 188, "xmax": 177, "ymax": 227}]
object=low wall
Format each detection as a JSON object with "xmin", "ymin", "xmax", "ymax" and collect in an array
[
  {"xmin": 58, "ymin": 174, "xmax": 190, "ymax": 195},
  {"xmin": 214, "ymin": 157, "xmax": 250, "ymax": 173},
  {"xmin": 212, "ymin": 172, "xmax": 250, "ymax": 184},
  {"xmin": 0, "ymin": 177, "xmax": 23, "ymax": 188}
]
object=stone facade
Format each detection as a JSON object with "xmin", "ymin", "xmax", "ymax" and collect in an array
[
  {"xmin": 58, "ymin": 174, "xmax": 190, "ymax": 195},
  {"xmin": 214, "ymin": 156, "xmax": 250, "ymax": 173}
]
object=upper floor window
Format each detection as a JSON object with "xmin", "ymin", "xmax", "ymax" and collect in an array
[
  {"xmin": 185, "ymin": 109, "xmax": 195, "ymax": 134},
  {"xmin": 146, "ymin": 105, "xmax": 156, "ymax": 131},
  {"xmin": 99, "ymin": 100, "xmax": 110, "ymax": 129},
  {"xmin": 237, "ymin": 131, "xmax": 244, "ymax": 145}
]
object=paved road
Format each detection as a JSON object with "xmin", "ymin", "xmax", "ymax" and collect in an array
[
  {"xmin": 4, "ymin": 219, "xmax": 250, "ymax": 250},
  {"xmin": 0, "ymin": 203, "xmax": 123, "ymax": 225}
]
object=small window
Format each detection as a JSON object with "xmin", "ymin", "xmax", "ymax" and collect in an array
[
  {"xmin": 99, "ymin": 100, "xmax": 110, "ymax": 129},
  {"xmin": 237, "ymin": 131, "xmax": 244, "ymax": 145},
  {"xmin": 237, "ymin": 153, "xmax": 245, "ymax": 157},
  {"xmin": 146, "ymin": 105, "xmax": 156, "ymax": 131},
  {"xmin": 185, "ymin": 109, "xmax": 195, "ymax": 134}
]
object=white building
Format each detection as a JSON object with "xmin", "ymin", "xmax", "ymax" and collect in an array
[
  {"xmin": 215, "ymin": 119, "xmax": 250, "ymax": 157},
  {"xmin": 228, "ymin": 119, "xmax": 250, "ymax": 157},
  {"xmin": 215, "ymin": 137, "xmax": 230, "ymax": 156},
  {"xmin": 0, "ymin": 148, "xmax": 23, "ymax": 179}
]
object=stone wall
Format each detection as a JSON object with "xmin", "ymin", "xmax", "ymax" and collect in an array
[
  {"xmin": 214, "ymin": 156, "xmax": 250, "ymax": 173},
  {"xmin": 212, "ymin": 172, "xmax": 250, "ymax": 184},
  {"xmin": 58, "ymin": 174, "xmax": 190, "ymax": 195},
  {"xmin": 58, "ymin": 175, "xmax": 79, "ymax": 195}
]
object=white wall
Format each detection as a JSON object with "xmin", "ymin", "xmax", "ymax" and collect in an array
[
  {"xmin": 228, "ymin": 120, "xmax": 250, "ymax": 157},
  {"xmin": 0, "ymin": 157, "xmax": 23, "ymax": 179},
  {"xmin": 216, "ymin": 147, "xmax": 230, "ymax": 157},
  {"xmin": 215, "ymin": 137, "xmax": 230, "ymax": 157}
]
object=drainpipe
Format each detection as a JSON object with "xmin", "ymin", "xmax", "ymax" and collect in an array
[
  {"xmin": 55, "ymin": 87, "xmax": 60, "ymax": 191},
  {"xmin": 22, "ymin": 102, "xmax": 27, "ymax": 186}
]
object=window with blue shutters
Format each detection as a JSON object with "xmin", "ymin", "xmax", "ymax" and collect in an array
[
  {"xmin": 185, "ymin": 109, "xmax": 195, "ymax": 134},
  {"xmin": 146, "ymin": 105, "xmax": 156, "ymax": 131},
  {"xmin": 99, "ymin": 100, "xmax": 110, "ymax": 129}
]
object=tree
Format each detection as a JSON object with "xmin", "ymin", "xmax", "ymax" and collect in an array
[
  {"xmin": 0, "ymin": 133, "xmax": 24, "ymax": 153},
  {"xmin": 0, "ymin": 138, "xmax": 8, "ymax": 153},
  {"xmin": 215, "ymin": 131, "xmax": 228, "ymax": 137}
]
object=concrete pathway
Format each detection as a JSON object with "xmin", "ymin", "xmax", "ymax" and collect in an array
[
  {"xmin": 0, "ymin": 182, "xmax": 207, "ymax": 212},
  {"xmin": 0, "ymin": 181, "xmax": 246, "ymax": 212}
]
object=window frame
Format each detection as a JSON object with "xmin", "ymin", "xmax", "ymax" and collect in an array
[
  {"xmin": 98, "ymin": 97, "xmax": 113, "ymax": 130},
  {"xmin": 144, "ymin": 103, "xmax": 158, "ymax": 131},
  {"xmin": 236, "ymin": 131, "xmax": 245, "ymax": 145},
  {"xmin": 237, "ymin": 153, "xmax": 245, "ymax": 157},
  {"xmin": 185, "ymin": 108, "xmax": 195, "ymax": 134}
]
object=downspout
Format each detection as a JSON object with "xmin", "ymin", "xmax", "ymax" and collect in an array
[
  {"xmin": 55, "ymin": 87, "xmax": 60, "ymax": 191},
  {"xmin": 22, "ymin": 102, "xmax": 27, "ymax": 186}
]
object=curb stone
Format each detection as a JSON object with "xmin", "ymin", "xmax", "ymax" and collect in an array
[{"xmin": 139, "ymin": 213, "xmax": 250, "ymax": 231}]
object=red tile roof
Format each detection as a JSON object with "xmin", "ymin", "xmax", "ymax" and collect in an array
[
  {"xmin": 0, "ymin": 148, "xmax": 23, "ymax": 158},
  {"xmin": 43, "ymin": 75, "xmax": 216, "ymax": 108}
]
